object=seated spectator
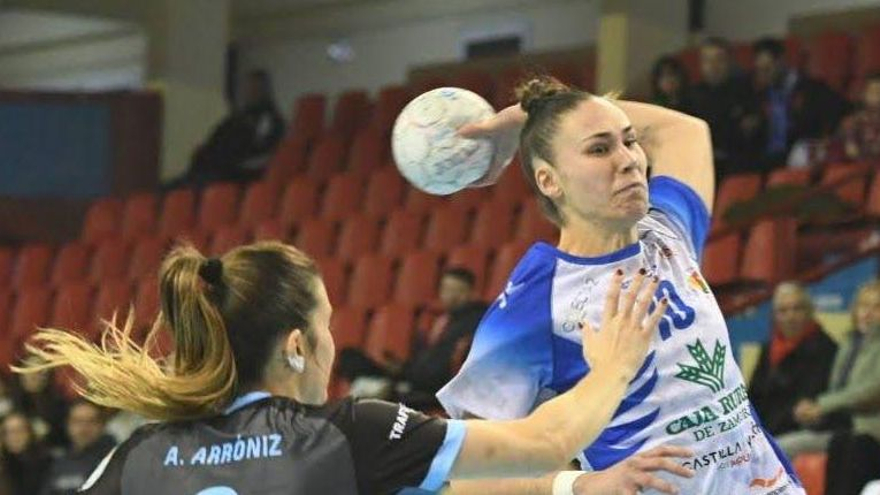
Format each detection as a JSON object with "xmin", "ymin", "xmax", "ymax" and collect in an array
[
  {"xmin": 752, "ymin": 37, "xmax": 850, "ymax": 169},
  {"xmin": 749, "ymin": 282, "xmax": 838, "ymax": 436},
  {"xmin": 10, "ymin": 367, "xmax": 68, "ymax": 449},
  {"xmin": 171, "ymin": 69, "xmax": 285, "ymax": 187},
  {"xmin": 689, "ymin": 37, "xmax": 763, "ymax": 178},
  {"xmin": 338, "ymin": 268, "xmax": 487, "ymax": 408},
  {"xmin": 836, "ymin": 73, "xmax": 880, "ymax": 162},
  {"xmin": 776, "ymin": 280, "xmax": 880, "ymax": 495},
  {"xmin": 1, "ymin": 412, "xmax": 52, "ymax": 495},
  {"xmin": 650, "ymin": 56, "xmax": 692, "ymax": 112},
  {"xmin": 40, "ymin": 400, "xmax": 116, "ymax": 495}
]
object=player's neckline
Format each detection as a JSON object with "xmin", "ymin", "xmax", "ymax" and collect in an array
[{"xmin": 534, "ymin": 241, "xmax": 641, "ymax": 265}]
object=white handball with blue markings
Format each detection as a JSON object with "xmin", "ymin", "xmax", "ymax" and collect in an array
[{"xmin": 392, "ymin": 87, "xmax": 496, "ymax": 195}]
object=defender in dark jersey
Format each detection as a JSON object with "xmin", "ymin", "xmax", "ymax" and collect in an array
[{"xmin": 17, "ymin": 242, "xmax": 692, "ymax": 495}]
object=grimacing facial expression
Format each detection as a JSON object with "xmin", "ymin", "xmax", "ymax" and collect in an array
[{"xmin": 540, "ymin": 98, "xmax": 649, "ymax": 229}]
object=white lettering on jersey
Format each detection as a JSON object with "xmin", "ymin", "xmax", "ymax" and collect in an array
[{"xmin": 389, "ymin": 404, "xmax": 415, "ymax": 440}]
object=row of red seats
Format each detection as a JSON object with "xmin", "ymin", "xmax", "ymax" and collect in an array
[
  {"xmin": 678, "ymin": 26, "xmax": 880, "ymax": 96},
  {"xmin": 701, "ymin": 161, "xmax": 878, "ymax": 286}
]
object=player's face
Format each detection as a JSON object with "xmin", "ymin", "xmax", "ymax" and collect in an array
[
  {"xmin": 301, "ymin": 279, "xmax": 336, "ymax": 405},
  {"xmin": 548, "ymin": 98, "xmax": 649, "ymax": 228},
  {"xmin": 854, "ymin": 288, "xmax": 880, "ymax": 335}
]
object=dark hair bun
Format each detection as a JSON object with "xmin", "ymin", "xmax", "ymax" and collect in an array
[
  {"xmin": 199, "ymin": 258, "xmax": 224, "ymax": 285},
  {"xmin": 515, "ymin": 76, "xmax": 572, "ymax": 115}
]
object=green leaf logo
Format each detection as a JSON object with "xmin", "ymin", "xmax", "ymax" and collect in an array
[{"xmin": 674, "ymin": 339, "xmax": 726, "ymax": 393}]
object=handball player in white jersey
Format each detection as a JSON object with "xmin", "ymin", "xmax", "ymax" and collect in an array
[{"xmin": 438, "ymin": 77, "xmax": 805, "ymax": 495}]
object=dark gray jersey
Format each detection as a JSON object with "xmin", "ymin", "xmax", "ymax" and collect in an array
[{"xmin": 78, "ymin": 392, "xmax": 466, "ymax": 495}]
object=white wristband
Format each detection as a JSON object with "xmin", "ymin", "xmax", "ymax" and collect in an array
[{"xmin": 552, "ymin": 471, "xmax": 583, "ymax": 495}]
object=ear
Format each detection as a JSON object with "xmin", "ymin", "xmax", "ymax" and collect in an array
[
  {"xmin": 284, "ymin": 329, "xmax": 306, "ymax": 358},
  {"xmin": 534, "ymin": 159, "xmax": 563, "ymax": 199}
]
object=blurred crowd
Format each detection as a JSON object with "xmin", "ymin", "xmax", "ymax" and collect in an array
[{"xmin": 650, "ymin": 37, "xmax": 880, "ymax": 180}]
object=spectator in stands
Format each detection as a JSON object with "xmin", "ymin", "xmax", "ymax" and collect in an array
[
  {"xmin": 172, "ymin": 69, "xmax": 285, "ymax": 187},
  {"xmin": 0, "ymin": 378, "xmax": 17, "ymax": 419},
  {"xmin": 337, "ymin": 268, "xmax": 487, "ymax": 408},
  {"xmin": 1, "ymin": 412, "xmax": 52, "ymax": 495},
  {"xmin": 836, "ymin": 72, "xmax": 880, "ymax": 162},
  {"xmin": 748, "ymin": 282, "xmax": 838, "ymax": 436},
  {"xmin": 689, "ymin": 37, "xmax": 763, "ymax": 178},
  {"xmin": 650, "ymin": 56, "xmax": 691, "ymax": 113},
  {"xmin": 40, "ymin": 400, "xmax": 115, "ymax": 495},
  {"xmin": 11, "ymin": 367, "xmax": 67, "ymax": 448},
  {"xmin": 752, "ymin": 37, "xmax": 850, "ymax": 169},
  {"xmin": 776, "ymin": 280, "xmax": 880, "ymax": 495}
]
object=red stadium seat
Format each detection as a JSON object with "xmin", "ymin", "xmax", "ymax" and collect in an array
[
  {"xmin": 492, "ymin": 159, "xmax": 532, "ymax": 204},
  {"xmin": 159, "ymin": 189, "xmax": 197, "ymax": 239},
  {"xmin": 331, "ymin": 90, "xmax": 372, "ymax": 138},
  {"xmin": 741, "ymin": 218, "xmax": 797, "ymax": 284},
  {"xmin": 700, "ymin": 234, "xmax": 742, "ymax": 286},
  {"xmin": 336, "ymin": 215, "xmax": 380, "ymax": 261},
  {"xmin": 380, "ymin": 211, "xmax": 424, "ymax": 258},
  {"xmin": 394, "ymin": 251, "xmax": 441, "ymax": 307},
  {"xmin": 732, "ymin": 43, "xmax": 753, "ymax": 71},
  {"xmin": 348, "ymin": 254, "xmax": 395, "ymax": 309},
  {"xmin": 264, "ymin": 134, "xmax": 309, "ymax": 186},
  {"xmin": 321, "ymin": 173, "xmax": 365, "ymax": 221},
  {"xmin": 294, "ymin": 219, "xmax": 337, "ymax": 259},
  {"xmin": 677, "ymin": 47, "xmax": 701, "ymax": 83},
  {"xmin": 485, "ymin": 240, "xmax": 531, "ymax": 300},
  {"xmin": 330, "ymin": 306, "xmax": 368, "ymax": 351},
  {"xmin": 372, "ymin": 85, "xmax": 411, "ymax": 134},
  {"xmin": 10, "ymin": 287, "xmax": 52, "ymax": 344},
  {"xmin": 316, "ymin": 258, "xmax": 348, "ymax": 305},
  {"xmin": 0, "ymin": 288, "xmax": 12, "ymax": 338},
  {"xmin": 0, "ymin": 247, "xmax": 13, "ymax": 284},
  {"xmin": 793, "ymin": 453, "xmax": 827, "ymax": 495},
  {"xmin": 404, "ymin": 189, "xmax": 446, "ymax": 216},
  {"xmin": 413, "ymin": 76, "xmax": 451, "ymax": 95},
  {"xmin": 306, "ymin": 135, "xmax": 347, "ymax": 185},
  {"xmin": 81, "ymin": 198, "xmax": 123, "ymax": 244},
  {"xmin": 92, "ymin": 279, "xmax": 133, "ymax": 333},
  {"xmin": 786, "ymin": 36, "xmax": 805, "ymax": 68},
  {"xmin": 471, "ymin": 200, "xmax": 516, "ymax": 249},
  {"xmin": 821, "ymin": 162, "xmax": 870, "ymax": 207},
  {"xmin": 365, "ymin": 304, "xmax": 415, "ymax": 363},
  {"xmin": 856, "ymin": 24, "xmax": 880, "ymax": 77},
  {"xmin": 198, "ymin": 182, "xmax": 241, "ymax": 232},
  {"xmin": 239, "ymin": 181, "xmax": 279, "ymax": 227},
  {"xmin": 121, "ymin": 193, "xmax": 158, "ymax": 241},
  {"xmin": 252, "ymin": 219, "xmax": 288, "ymax": 242},
  {"xmin": 449, "ymin": 188, "xmax": 489, "ymax": 213},
  {"xmin": 279, "ymin": 178, "xmax": 320, "ymax": 229},
  {"xmin": 453, "ymin": 71, "xmax": 495, "ymax": 100},
  {"xmin": 865, "ymin": 172, "xmax": 880, "ymax": 218},
  {"xmin": 173, "ymin": 229, "xmax": 210, "ymax": 252},
  {"xmin": 291, "ymin": 93, "xmax": 326, "ymax": 145},
  {"xmin": 446, "ymin": 245, "xmax": 490, "ymax": 293},
  {"xmin": 209, "ymin": 225, "xmax": 250, "ymax": 256},
  {"xmin": 517, "ymin": 200, "xmax": 558, "ymax": 244},
  {"xmin": 364, "ymin": 166, "xmax": 406, "ymax": 218},
  {"xmin": 128, "ymin": 236, "xmax": 167, "ymax": 280},
  {"xmin": 50, "ymin": 242, "xmax": 91, "ymax": 286},
  {"xmin": 346, "ymin": 128, "xmax": 385, "ymax": 175},
  {"xmin": 423, "ymin": 208, "xmax": 469, "ymax": 252},
  {"xmin": 13, "ymin": 244, "xmax": 54, "ymax": 290},
  {"xmin": 50, "ymin": 281, "xmax": 94, "ymax": 337},
  {"xmin": 805, "ymin": 32, "xmax": 852, "ymax": 93},
  {"xmin": 766, "ymin": 168, "xmax": 811, "ymax": 188},
  {"xmin": 133, "ymin": 276, "xmax": 159, "ymax": 338},
  {"xmin": 715, "ymin": 173, "xmax": 763, "ymax": 217},
  {"xmin": 90, "ymin": 238, "xmax": 131, "ymax": 282}
]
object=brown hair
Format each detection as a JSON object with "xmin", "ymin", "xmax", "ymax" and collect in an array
[
  {"xmin": 14, "ymin": 241, "xmax": 320, "ymax": 422},
  {"xmin": 516, "ymin": 76, "xmax": 593, "ymax": 226}
]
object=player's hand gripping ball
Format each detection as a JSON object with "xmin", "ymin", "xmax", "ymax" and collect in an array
[{"xmin": 392, "ymin": 87, "xmax": 496, "ymax": 195}]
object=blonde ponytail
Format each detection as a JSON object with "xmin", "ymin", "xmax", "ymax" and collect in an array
[{"xmin": 15, "ymin": 245, "xmax": 238, "ymax": 421}]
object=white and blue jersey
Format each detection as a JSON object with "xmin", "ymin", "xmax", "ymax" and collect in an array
[{"xmin": 438, "ymin": 176, "xmax": 804, "ymax": 495}]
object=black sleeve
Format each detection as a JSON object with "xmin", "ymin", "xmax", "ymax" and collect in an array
[{"xmin": 344, "ymin": 399, "xmax": 460, "ymax": 495}]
